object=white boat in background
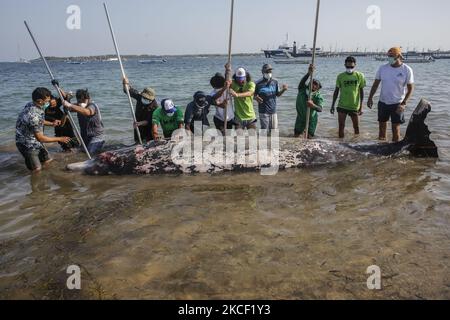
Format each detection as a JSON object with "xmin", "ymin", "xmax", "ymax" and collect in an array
[{"xmin": 272, "ymin": 52, "xmax": 309, "ymax": 65}]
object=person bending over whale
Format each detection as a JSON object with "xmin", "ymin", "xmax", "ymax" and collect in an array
[
  {"xmin": 295, "ymin": 64, "xmax": 324, "ymax": 138},
  {"xmin": 184, "ymin": 91, "xmax": 212, "ymax": 134},
  {"xmin": 15, "ymin": 87, "xmax": 71, "ymax": 173},
  {"xmin": 152, "ymin": 99, "xmax": 184, "ymax": 140},
  {"xmin": 62, "ymin": 89, "xmax": 106, "ymax": 155},
  {"xmin": 122, "ymin": 77, "xmax": 158, "ymax": 143}
]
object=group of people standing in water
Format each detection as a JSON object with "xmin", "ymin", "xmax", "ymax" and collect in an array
[{"xmin": 15, "ymin": 47, "xmax": 414, "ymax": 173}]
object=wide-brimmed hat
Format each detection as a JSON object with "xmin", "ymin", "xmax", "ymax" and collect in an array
[{"xmin": 141, "ymin": 87, "xmax": 156, "ymax": 101}]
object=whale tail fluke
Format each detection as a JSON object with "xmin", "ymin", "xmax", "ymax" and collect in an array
[{"xmin": 403, "ymin": 99, "xmax": 439, "ymax": 158}]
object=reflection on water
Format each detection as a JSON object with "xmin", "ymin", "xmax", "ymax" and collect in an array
[{"xmin": 0, "ymin": 149, "xmax": 449, "ymax": 299}]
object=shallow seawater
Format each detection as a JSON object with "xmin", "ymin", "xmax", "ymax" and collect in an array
[{"xmin": 0, "ymin": 57, "xmax": 449, "ymax": 299}]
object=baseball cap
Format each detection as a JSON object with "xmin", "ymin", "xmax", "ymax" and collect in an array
[
  {"xmin": 162, "ymin": 99, "xmax": 177, "ymax": 113},
  {"xmin": 235, "ymin": 67, "xmax": 246, "ymax": 80}
]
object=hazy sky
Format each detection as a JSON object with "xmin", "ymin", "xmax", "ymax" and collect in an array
[{"xmin": 1, "ymin": 0, "xmax": 450, "ymax": 61}]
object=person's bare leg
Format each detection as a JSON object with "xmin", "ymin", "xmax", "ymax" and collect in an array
[
  {"xmin": 338, "ymin": 112, "xmax": 346, "ymax": 138},
  {"xmin": 392, "ymin": 123, "xmax": 401, "ymax": 142},
  {"xmin": 379, "ymin": 122, "xmax": 387, "ymax": 141},
  {"xmin": 351, "ymin": 114, "xmax": 360, "ymax": 135}
]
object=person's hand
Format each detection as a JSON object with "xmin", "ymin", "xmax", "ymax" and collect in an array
[
  {"xmin": 62, "ymin": 100, "xmax": 73, "ymax": 110},
  {"xmin": 133, "ymin": 121, "xmax": 139, "ymax": 129},
  {"xmin": 367, "ymin": 98, "xmax": 374, "ymax": 109},
  {"xmin": 225, "ymin": 80, "xmax": 232, "ymax": 88},
  {"xmin": 53, "ymin": 120, "xmax": 62, "ymax": 127},
  {"xmin": 59, "ymin": 136, "xmax": 72, "ymax": 144},
  {"xmin": 154, "ymin": 136, "xmax": 161, "ymax": 141},
  {"xmin": 225, "ymin": 63, "xmax": 231, "ymax": 71},
  {"xmin": 308, "ymin": 64, "xmax": 315, "ymax": 75},
  {"xmin": 307, "ymin": 100, "xmax": 315, "ymax": 109},
  {"xmin": 330, "ymin": 106, "xmax": 335, "ymax": 115},
  {"xmin": 255, "ymin": 95, "xmax": 264, "ymax": 104},
  {"xmin": 358, "ymin": 105, "xmax": 364, "ymax": 116},
  {"xmin": 282, "ymin": 84, "xmax": 288, "ymax": 91},
  {"xmin": 230, "ymin": 89, "xmax": 238, "ymax": 98},
  {"xmin": 51, "ymin": 79, "xmax": 60, "ymax": 87},
  {"xmin": 396, "ymin": 103, "xmax": 406, "ymax": 115},
  {"xmin": 122, "ymin": 76, "xmax": 129, "ymax": 85}
]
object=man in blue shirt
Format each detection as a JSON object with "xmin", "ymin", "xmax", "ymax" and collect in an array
[{"xmin": 254, "ymin": 64, "xmax": 288, "ymax": 131}]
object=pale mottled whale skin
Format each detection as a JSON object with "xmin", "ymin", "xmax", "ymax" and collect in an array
[{"xmin": 67, "ymin": 99, "xmax": 438, "ymax": 175}]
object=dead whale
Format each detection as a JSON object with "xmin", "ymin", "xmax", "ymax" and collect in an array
[{"xmin": 67, "ymin": 99, "xmax": 438, "ymax": 175}]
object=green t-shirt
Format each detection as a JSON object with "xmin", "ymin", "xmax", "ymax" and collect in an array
[
  {"xmin": 231, "ymin": 81, "xmax": 256, "ymax": 121},
  {"xmin": 336, "ymin": 71, "xmax": 366, "ymax": 111},
  {"xmin": 152, "ymin": 107, "xmax": 184, "ymax": 138}
]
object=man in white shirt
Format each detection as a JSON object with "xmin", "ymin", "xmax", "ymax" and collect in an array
[{"xmin": 368, "ymin": 47, "xmax": 415, "ymax": 142}]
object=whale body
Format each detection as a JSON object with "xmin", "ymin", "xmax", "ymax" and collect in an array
[{"xmin": 67, "ymin": 99, "xmax": 438, "ymax": 175}]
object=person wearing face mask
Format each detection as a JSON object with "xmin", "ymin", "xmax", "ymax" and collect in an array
[
  {"xmin": 331, "ymin": 56, "xmax": 366, "ymax": 139},
  {"xmin": 229, "ymin": 66, "xmax": 257, "ymax": 130},
  {"xmin": 62, "ymin": 89, "xmax": 105, "ymax": 155},
  {"xmin": 15, "ymin": 87, "xmax": 71, "ymax": 172},
  {"xmin": 294, "ymin": 64, "xmax": 324, "ymax": 138},
  {"xmin": 367, "ymin": 47, "xmax": 415, "ymax": 142},
  {"xmin": 45, "ymin": 94, "xmax": 79, "ymax": 152},
  {"xmin": 152, "ymin": 99, "xmax": 184, "ymax": 140},
  {"xmin": 255, "ymin": 64, "xmax": 288, "ymax": 132},
  {"xmin": 184, "ymin": 91, "xmax": 212, "ymax": 134},
  {"xmin": 122, "ymin": 77, "xmax": 158, "ymax": 143}
]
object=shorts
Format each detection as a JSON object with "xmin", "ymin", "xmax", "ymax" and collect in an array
[
  {"xmin": 16, "ymin": 143, "xmax": 50, "ymax": 171},
  {"xmin": 378, "ymin": 102, "xmax": 405, "ymax": 124},
  {"xmin": 337, "ymin": 107, "xmax": 359, "ymax": 116},
  {"xmin": 236, "ymin": 118, "xmax": 257, "ymax": 130},
  {"xmin": 259, "ymin": 113, "xmax": 279, "ymax": 130},
  {"xmin": 213, "ymin": 117, "xmax": 235, "ymax": 131}
]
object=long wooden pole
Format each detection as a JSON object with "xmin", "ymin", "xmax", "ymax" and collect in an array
[
  {"xmin": 305, "ymin": 0, "xmax": 321, "ymax": 140},
  {"xmin": 224, "ymin": 0, "xmax": 235, "ymax": 135},
  {"xmin": 103, "ymin": 3, "xmax": 143, "ymax": 145},
  {"xmin": 24, "ymin": 21, "xmax": 92, "ymax": 159}
]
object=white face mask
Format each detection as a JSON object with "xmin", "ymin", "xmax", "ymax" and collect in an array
[
  {"xmin": 346, "ymin": 68, "xmax": 355, "ymax": 74},
  {"xmin": 80, "ymin": 103, "xmax": 88, "ymax": 108},
  {"xmin": 166, "ymin": 112, "xmax": 175, "ymax": 117},
  {"xmin": 141, "ymin": 97, "xmax": 152, "ymax": 105},
  {"xmin": 263, "ymin": 73, "xmax": 272, "ymax": 80}
]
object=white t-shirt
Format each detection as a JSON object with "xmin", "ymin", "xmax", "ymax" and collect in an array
[
  {"xmin": 210, "ymin": 89, "xmax": 235, "ymax": 122},
  {"xmin": 376, "ymin": 63, "xmax": 414, "ymax": 105}
]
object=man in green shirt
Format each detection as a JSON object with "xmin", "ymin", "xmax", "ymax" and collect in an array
[
  {"xmin": 229, "ymin": 67, "xmax": 257, "ymax": 129},
  {"xmin": 331, "ymin": 56, "xmax": 366, "ymax": 138},
  {"xmin": 295, "ymin": 64, "xmax": 324, "ymax": 138},
  {"xmin": 152, "ymin": 99, "xmax": 184, "ymax": 139}
]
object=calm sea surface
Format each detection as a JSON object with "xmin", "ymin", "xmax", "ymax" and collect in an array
[{"xmin": 0, "ymin": 56, "xmax": 449, "ymax": 299}]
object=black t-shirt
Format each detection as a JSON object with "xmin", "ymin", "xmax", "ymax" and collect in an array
[{"xmin": 45, "ymin": 104, "xmax": 75, "ymax": 138}]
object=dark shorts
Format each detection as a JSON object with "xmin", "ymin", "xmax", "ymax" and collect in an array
[
  {"xmin": 337, "ymin": 107, "xmax": 358, "ymax": 116},
  {"xmin": 378, "ymin": 102, "xmax": 405, "ymax": 124},
  {"xmin": 214, "ymin": 117, "xmax": 235, "ymax": 131},
  {"xmin": 16, "ymin": 143, "xmax": 50, "ymax": 171},
  {"xmin": 236, "ymin": 118, "xmax": 257, "ymax": 130}
]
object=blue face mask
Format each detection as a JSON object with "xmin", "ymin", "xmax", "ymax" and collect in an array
[
  {"xmin": 388, "ymin": 57, "xmax": 397, "ymax": 65},
  {"xmin": 141, "ymin": 97, "xmax": 152, "ymax": 105},
  {"xmin": 42, "ymin": 102, "xmax": 50, "ymax": 110}
]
